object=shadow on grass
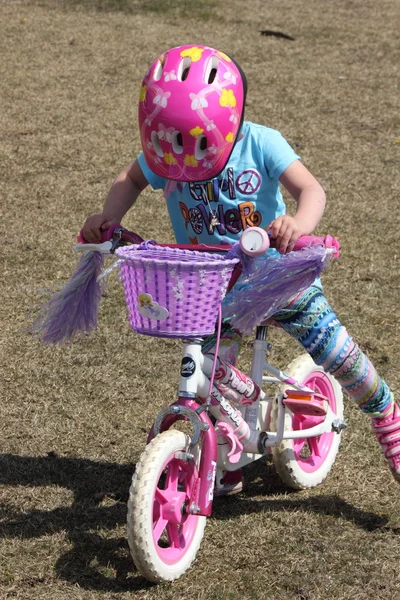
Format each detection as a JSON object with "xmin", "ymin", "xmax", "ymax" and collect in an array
[
  {"xmin": 0, "ymin": 452, "xmax": 393, "ymax": 592},
  {"xmin": 213, "ymin": 458, "xmax": 391, "ymax": 532},
  {"xmin": 0, "ymin": 452, "xmax": 152, "ymax": 592}
]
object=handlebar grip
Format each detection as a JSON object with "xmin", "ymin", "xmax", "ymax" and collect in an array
[
  {"xmin": 77, "ymin": 223, "xmax": 124, "ymax": 244},
  {"xmin": 293, "ymin": 235, "xmax": 340, "ymax": 258},
  {"xmin": 77, "ymin": 224, "xmax": 144, "ymax": 247}
]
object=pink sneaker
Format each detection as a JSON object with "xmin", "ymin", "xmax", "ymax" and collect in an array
[
  {"xmin": 214, "ymin": 469, "xmax": 243, "ymax": 497},
  {"xmin": 372, "ymin": 401, "xmax": 400, "ymax": 483}
]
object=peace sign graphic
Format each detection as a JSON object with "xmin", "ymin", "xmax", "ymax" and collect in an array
[{"xmin": 236, "ymin": 169, "xmax": 261, "ymax": 195}]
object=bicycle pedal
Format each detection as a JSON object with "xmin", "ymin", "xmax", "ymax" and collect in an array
[{"xmin": 283, "ymin": 390, "xmax": 328, "ymax": 416}]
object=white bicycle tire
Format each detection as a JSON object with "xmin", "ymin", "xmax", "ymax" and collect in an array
[{"xmin": 127, "ymin": 430, "xmax": 206, "ymax": 582}]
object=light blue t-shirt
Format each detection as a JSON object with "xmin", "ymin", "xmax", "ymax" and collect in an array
[{"xmin": 138, "ymin": 121, "xmax": 300, "ymax": 245}]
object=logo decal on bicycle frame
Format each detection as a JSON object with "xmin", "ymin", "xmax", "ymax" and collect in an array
[
  {"xmin": 137, "ymin": 293, "xmax": 169, "ymax": 321},
  {"xmin": 206, "ymin": 461, "xmax": 217, "ymax": 506},
  {"xmin": 181, "ymin": 356, "xmax": 196, "ymax": 378}
]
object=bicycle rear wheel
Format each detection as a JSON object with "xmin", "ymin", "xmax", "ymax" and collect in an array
[
  {"xmin": 127, "ymin": 430, "xmax": 206, "ymax": 582},
  {"xmin": 271, "ymin": 354, "xmax": 344, "ymax": 489}
]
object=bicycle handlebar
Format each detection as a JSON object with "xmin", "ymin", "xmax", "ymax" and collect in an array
[{"xmin": 75, "ymin": 225, "xmax": 340, "ymax": 259}]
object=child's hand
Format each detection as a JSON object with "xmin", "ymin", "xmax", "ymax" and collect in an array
[
  {"xmin": 268, "ymin": 215, "xmax": 303, "ymax": 254},
  {"xmin": 81, "ymin": 214, "xmax": 119, "ymax": 243}
]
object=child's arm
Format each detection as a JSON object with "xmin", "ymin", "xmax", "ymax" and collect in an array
[
  {"xmin": 269, "ymin": 161, "xmax": 326, "ymax": 254},
  {"xmin": 81, "ymin": 160, "xmax": 149, "ymax": 243}
]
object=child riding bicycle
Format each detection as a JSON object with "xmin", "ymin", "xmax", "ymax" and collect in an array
[{"xmin": 81, "ymin": 44, "xmax": 400, "ymax": 487}]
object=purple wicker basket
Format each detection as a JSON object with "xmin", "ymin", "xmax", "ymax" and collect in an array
[{"xmin": 116, "ymin": 244, "xmax": 240, "ymax": 338}]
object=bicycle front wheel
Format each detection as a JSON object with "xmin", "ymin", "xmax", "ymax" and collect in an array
[{"xmin": 127, "ymin": 430, "xmax": 206, "ymax": 582}]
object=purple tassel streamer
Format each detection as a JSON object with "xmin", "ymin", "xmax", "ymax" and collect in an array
[
  {"xmin": 29, "ymin": 251, "xmax": 104, "ymax": 344},
  {"xmin": 222, "ymin": 246, "xmax": 332, "ymax": 333}
]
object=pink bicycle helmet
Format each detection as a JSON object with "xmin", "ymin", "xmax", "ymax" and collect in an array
[{"xmin": 138, "ymin": 45, "xmax": 247, "ymax": 182}]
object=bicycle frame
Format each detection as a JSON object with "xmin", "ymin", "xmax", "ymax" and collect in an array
[{"xmin": 150, "ymin": 326, "xmax": 343, "ymax": 517}]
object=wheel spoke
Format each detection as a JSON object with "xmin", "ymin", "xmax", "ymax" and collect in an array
[
  {"xmin": 166, "ymin": 522, "xmax": 182, "ymax": 549},
  {"xmin": 293, "ymin": 438, "xmax": 307, "ymax": 456},
  {"xmin": 165, "ymin": 461, "xmax": 180, "ymax": 490},
  {"xmin": 178, "ymin": 469, "xmax": 188, "ymax": 486},
  {"xmin": 155, "ymin": 486, "xmax": 169, "ymax": 505},
  {"xmin": 306, "ymin": 376, "xmax": 316, "ymax": 391},
  {"xmin": 294, "ymin": 414, "xmax": 308, "ymax": 429},
  {"xmin": 153, "ymin": 514, "xmax": 168, "ymax": 544},
  {"xmin": 302, "ymin": 415, "xmax": 323, "ymax": 430},
  {"xmin": 308, "ymin": 436, "xmax": 322, "ymax": 458}
]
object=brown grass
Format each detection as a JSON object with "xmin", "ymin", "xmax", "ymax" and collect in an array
[{"xmin": 1, "ymin": 0, "xmax": 400, "ymax": 598}]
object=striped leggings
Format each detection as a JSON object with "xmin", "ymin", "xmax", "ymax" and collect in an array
[{"xmin": 269, "ymin": 286, "xmax": 392, "ymax": 416}]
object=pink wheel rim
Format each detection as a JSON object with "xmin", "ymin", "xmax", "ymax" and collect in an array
[
  {"xmin": 290, "ymin": 371, "xmax": 337, "ymax": 473},
  {"xmin": 152, "ymin": 451, "xmax": 200, "ymax": 565}
]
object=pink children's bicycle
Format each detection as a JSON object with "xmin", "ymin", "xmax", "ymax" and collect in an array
[{"xmin": 35, "ymin": 225, "xmax": 346, "ymax": 583}]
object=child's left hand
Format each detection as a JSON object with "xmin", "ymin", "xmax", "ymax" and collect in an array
[{"xmin": 268, "ymin": 215, "xmax": 303, "ymax": 254}]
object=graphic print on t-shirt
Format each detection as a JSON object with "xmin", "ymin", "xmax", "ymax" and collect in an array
[{"xmin": 178, "ymin": 167, "xmax": 263, "ymax": 237}]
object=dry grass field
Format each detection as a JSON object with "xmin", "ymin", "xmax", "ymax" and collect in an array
[{"xmin": 1, "ymin": 0, "xmax": 400, "ymax": 598}]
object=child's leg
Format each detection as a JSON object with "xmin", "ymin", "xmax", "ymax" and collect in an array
[{"xmin": 270, "ymin": 286, "xmax": 400, "ymax": 482}]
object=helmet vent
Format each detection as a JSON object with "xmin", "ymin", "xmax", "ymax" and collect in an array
[
  {"xmin": 151, "ymin": 131, "xmax": 164, "ymax": 158},
  {"xmin": 205, "ymin": 56, "xmax": 219, "ymax": 84},
  {"xmin": 178, "ymin": 57, "xmax": 192, "ymax": 82},
  {"xmin": 195, "ymin": 135, "xmax": 208, "ymax": 160},
  {"xmin": 172, "ymin": 131, "xmax": 184, "ymax": 154},
  {"xmin": 153, "ymin": 54, "xmax": 166, "ymax": 82}
]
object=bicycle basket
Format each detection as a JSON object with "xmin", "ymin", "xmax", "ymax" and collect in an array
[{"xmin": 116, "ymin": 244, "xmax": 240, "ymax": 338}]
